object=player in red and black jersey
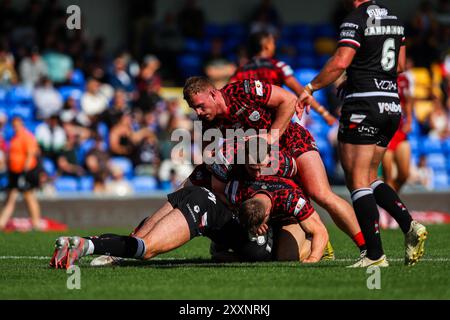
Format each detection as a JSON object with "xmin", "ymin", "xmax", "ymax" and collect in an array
[
  {"xmin": 184, "ymin": 76, "xmax": 366, "ymax": 256},
  {"xmin": 230, "ymin": 31, "xmax": 337, "ymax": 125},
  {"xmin": 382, "ymin": 73, "xmax": 413, "ymax": 192},
  {"xmin": 224, "ymin": 174, "xmax": 329, "ymax": 263}
]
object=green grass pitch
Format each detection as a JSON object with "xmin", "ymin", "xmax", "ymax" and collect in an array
[{"xmin": 1, "ymin": 224, "xmax": 449, "ymax": 299}]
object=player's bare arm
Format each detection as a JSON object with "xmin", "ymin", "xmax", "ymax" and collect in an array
[
  {"xmin": 265, "ymin": 85, "xmax": 297, "ymax": 142},
  {"xmin": 298, "ymin": 212, "xmax": 329, "ymax": 263}
]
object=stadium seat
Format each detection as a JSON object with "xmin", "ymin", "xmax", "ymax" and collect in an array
[
  {"xmin": 184, "ymin": 38, "xmax": 203, "ymax": 54},
  {"xmin": 54, "ymin": 176, "xmax": 78, "ymax": 193},
  {"xmin": 0, "ymin": 88, "xmax": 7, "ymax": 103},
  {"xmin": 314, "ymin": 24, "xmax": 337, "ymax": 38},
  {"xmin": 409, "ymin": 136, "xmax": 419, "ymax": 154},
  {"xmin": 70, "ymin": 69, "xmax": 86, "ymax": 88},
  {"xmin": 433, "ymin": 170, "xmax": 449, "ymax": 190},
  {"xmin": 315, "ymin": 55, "xmax": 331, "ymax": 68},
  {"xmin": 421, "ymin": 137, "xmax": 443, "ymax": 154},
  {"xmin": 0, "ymin": 173, "xmax": 8, "ymax": 190},
  {"xmin": 294, "ymin": 41, "xmax": 315, "ymax": 55},
  {"xmin": 426, "ymin": 153, "xmax": 446, "ymax": 170},
  {"xmin": 10, "ymin": 104, "xmax": 34, "ymax": 122},
  {"xmin": 6, "ymin": 85, "xmax": 33, "ymax": 104},
  {"xmin": 159, "ymin": 180, "xmax": 173, "ymax": 192},
  {"xmin": 276, "ymin": 54, "xmax": 296, "ymax": 69},
  {"xmin": 443, "ymin": 138, "xmax": 450, "ymax": 154},
  {"xmin": 78, "ymin": 176, "xmax": 94, "ymax": 192},
  {"xmin": 294, "ymin": 68, "xmax": 319, "ymax": 85},
  {"xmin": 204, "ymin": 24, "xmax": 225, "ymax": 38},
  {"xmin": 291, "ymin": 24, "xmax": 314, "ymax": 39},
  {"xmin": 132, "ymin": 176, "xmax": 158, "ymax": 193},
  {"xmin": 77, "ymin": 139, "xmax": 96, "ymax": 164},
  {"xmin": 224, "ymin": 24, "xmax": 246, "ymax": 40},
  {"xmin": 176, "ymin": 54, "xmax": 203, "ymax": 79},
  {"xmin": 42, "ymin": 158, "xmax": 56, "ymax": 177},
  {"xmin": 58, "ymin": 86, "xmax": 83, "ymax": 103},
  {"xmin": 295, "ymin": 56, "xmax": 316, "ymax": 69},
  {"xmin": 110, "ymin": 157, "xmax": 133, "ymax": 179}
]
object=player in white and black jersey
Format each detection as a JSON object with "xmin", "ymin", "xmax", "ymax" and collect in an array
[{"xmin": 298, "ymin": 0, "xmax": 427, "ymax": 267}]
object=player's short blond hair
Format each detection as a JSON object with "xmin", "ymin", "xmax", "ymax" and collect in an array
[
  {"xmin": 183, "ymin": 76, "xmax": 215, "ymax": 105},
  {"xmin": 239, "ymin": 198, "xmax": 267, "ymax": 235}
]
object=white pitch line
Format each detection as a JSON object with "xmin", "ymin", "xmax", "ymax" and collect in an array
[{"xmin": 0, "ymin": 256, "xmax": 449, "ymax": 262}]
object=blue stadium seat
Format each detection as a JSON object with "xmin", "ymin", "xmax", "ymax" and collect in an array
[
  {"xmin": 10, "ymin": 104, "xmax": 34, "ymax": 121},
  {"xmin": 176, "ymin": 54, "xmax": 203, "ymax": 79},
  {"xmin": 159, "ymin": 180, "xmax": 173, "ymax": 192},
  {"xmin": 0, "ymin": 88, "xmax": 7, "ymax": 103},
  {"xmin": 205, "ymin": 24, "xmax": 225, "ymax": 38},
  {"xmin": 77, "ymin": 139, "xmax": 96, "ymax": 164},
  {"xmin": 421, "ymin": 137, "xmax": 443, "ymax": 154},
  {"xmin": 277, "ymin": 54, "xmax": 296, "ymax": 68},
  {"xmin": 78, "ymin": 176, "xmax": 94, "ymax": 192},
  {"xmin": 294, "ymin": 41, "xmax": 315, "ymax": 55},
  {"xmin": 54, "ymin": 176, "xmax": 78, "ymax": 193},
  {"xmin": 184, "ymin": 38, "xmax": 203, "ymax": 54},
  {"xmin": 6, "ymin": 86, "xmax": 33, "ymax": 104},
  {"xmin": 443, "ymin": 138, "xmax": 450, "ymax": 154},
  {"xmin": 132, "ymin": 176, "xmax": 158, "ymax": 193},
  {"xmin": 224, "ymin": 24, "xmax": 246, "ymax": 39},
  {"xmin": 291, "ymin": 24, "xmax": 314, "ymax": 39},
  {"xmin": 42, "ymin": 158, "xmax": 56, "ymax": 177},
  {"xmin": 70, "ymin": 69, "xmax": 86, "ymax": 88},
  {"xmin": 315, "ymin": 55, "xmax": 331, "ymax": 68},
  {"xmin": 58, "ymin": 86, "xmax": 83, "ymax": 103},
  {"xmin": 294, "ymin": 68, "xmax": 319, "ymax": 85},
  {"xmin": 110, "ymin": 157, "xmax": 133, "ymax": 179},
  {"xmin": 314, "ymin": 24, "xmax": 337, "ymax": 38},
  {"xmin": 295, "ymin": 56, "xmax": 316, "ymax": 69},
  {"xmin": 409, "ymin": 136, "xmax": 419, "ymax": 154},
  {"xmin": 433, "ymin": 170, "xmax": 449, "ymax": 190},
  {"xmin": 426, "ymin": 153, "xmax": 446, "ymax": 170},
  {"xmin": 0, "ymin": 173, "xmax": 8, "ymax": 190}
]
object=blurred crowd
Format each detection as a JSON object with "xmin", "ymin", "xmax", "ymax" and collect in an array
[{"xmin": 0, "ymin": 0, "xmax": 448, "ymax": 195}]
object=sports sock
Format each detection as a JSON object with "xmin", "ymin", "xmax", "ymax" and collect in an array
[
  {"xmin": 351, "ymin": 188, "xmax": 384, "ymax": 260},
  {"xmin": 89, "ymin": 236, "xmax": 147, "ymax": 259},
  {"xmin": 351, "ymin": 231, "xmax": 367, "ymax": 253},
  {"xmin": 371, "ymin": 180, "xmax": 413, "ymax": 234}
]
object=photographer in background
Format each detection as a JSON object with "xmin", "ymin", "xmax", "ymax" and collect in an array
[{"xmin": 0, "ymin": 117, "xmax": 42, "ymax": 231}]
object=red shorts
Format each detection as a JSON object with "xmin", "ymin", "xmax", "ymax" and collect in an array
[
  {"xmin": 281, "ymin": 124, "xmax": 318, "ymax": 159},
  {"xmin": 387, "ymin": 128, "xmax": 407, "ymax": 151}
]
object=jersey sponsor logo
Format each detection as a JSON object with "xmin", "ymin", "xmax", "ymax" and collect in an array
[
  {"xmin": 255, "ymin": 80, "xmax": 264, "ymax": 96},
  {"xmin": 249, "ymin": 111, "xmax": 261, "ymax": 122},
  {"xmin": 378, "ymin": 102, "xmax": 401, "ymax": 114},
  {"xmin": 367, "ymin": 7, "xmax": 388, "ymax": 18},
  {"xmin": 358, "ymin": 125, "xmax": 379, "ymax": 135},
  {"xmin": 374, "ymin": 79, "xmax": 398, "ymax": 91},
  {"xmin": 340, "ymin": 22, "xmax": 359, "ymax": 29},
  {"xmin": 365, "ymin": 25, "xmax": 404, "ymax": 36},
  {"xmin": 243, "ymin": 80, "xmax": 251, "ymax": 94},
  {"xmin": 293, "ymin": 197, "xmax": 307, "ymax": 216},
  {"xmin": 340, "ymin": 30, "xmax": 356, "ymax": 38},
  {"xmin": 202, "ymin": 187, "xmax": 217, "ymax": 204},
  {"xmin": 350, "ymin": 114, "xmax": 367, "ymax": 124},
  {"xmin": 186, "ymin": 203, "xmax": 198, "ymax": 223}
]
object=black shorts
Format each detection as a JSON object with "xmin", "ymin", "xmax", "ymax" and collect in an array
[
  {"xmin": 167, "ymin": 186, "xmax": 235, "ymax": 239},
  {"xmin": 338, "ymin": 97, "xmax": 402, "ymax": 147},
  {"xmin": 8, "ymin": 167, "xmax": 40, "ymax": 191}
]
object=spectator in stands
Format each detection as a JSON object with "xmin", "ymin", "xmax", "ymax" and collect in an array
[
  {"xmin": 429, "ymin": 99, "xmax": 449, "ymax": 139},
  {"xmin": 109, "ymin": 112, "xmax": 151, "ymax": 158},
  {"xmin": 0, "ymin": 117, "xmax": 42, "ymax": 231},
  {"xmin": 133, "ymin": 131, "xmax": 160, "ymax": 177},
  {"xmin": 0, "ymin": 44, "xmax": 18, "ymax": 86},
  {"xmin": 42, "ymin": 41, "xmax": 73, "ymax": 85},
  {"xmin": 19, "ymin": 47, "xmax": 48, "ymax": 88},
  {"xmin": 101, "ymin": 89, "xmax": 129, "ymax": 129},
  {"xmin": 81, "ymin": 78, "xmax": 110, "ymax": 124},
  {"xmin": 85, "ymin": 135, "xmax": 110, "ymax": 193},
  {"xmin": 105, "ymin": 164, "xmax": 133, "ymax": 196},
  {"xmin": 177, "ymin": 0, "xmax": 205, "ymax": 39},
  {"xmin": 57, "ymin": 132, "xmax": 85, "ymax": 177},
  {"xmin": 33, "ymin": 76, "xmax": 63, "ymax": 119},
  {"xmin": 108, "ymin": 54, "xmax": 135, "ymax": 93},
  {"xmin": 249, "ymin": 0, "xmax": 281, "ymax": 36},
  {"xmin": 0, "ymin": 112, "xmax": 8, "ymax": 176},
  {"xmin": 408, "ymin": 155, "xmax": 434, "ymax": 190},
  {"xmin": 35, "ymin": 114, "xmax": 66, "ymax": 163},
  {"xmin": 136, "ymin": 55, "xmax": 161, "ymax": 98}
]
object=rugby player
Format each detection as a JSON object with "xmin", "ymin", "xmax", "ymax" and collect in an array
[
  {"xmin": 298, "ymin": 0, "xmax": 427, "ymax": 267},
  {"xmin": 382, "ymin": 72, "xmax": 413, "ymax": 192},
  {"xmin": 183, "ymin": 76, "xmax": 367, "ymax": 257},
  {"xmin": 231, "ymin": 31, "xmax": 337, "ymax": 125}
]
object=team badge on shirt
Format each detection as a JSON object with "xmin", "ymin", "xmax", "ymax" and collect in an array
[
  {"xmin": 249, "ymin": 111, "xmax": 261, "ymax": 122},
  {"xmin": 255, "ymin": 80, "xmax": 264, "ymax": 96}
]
